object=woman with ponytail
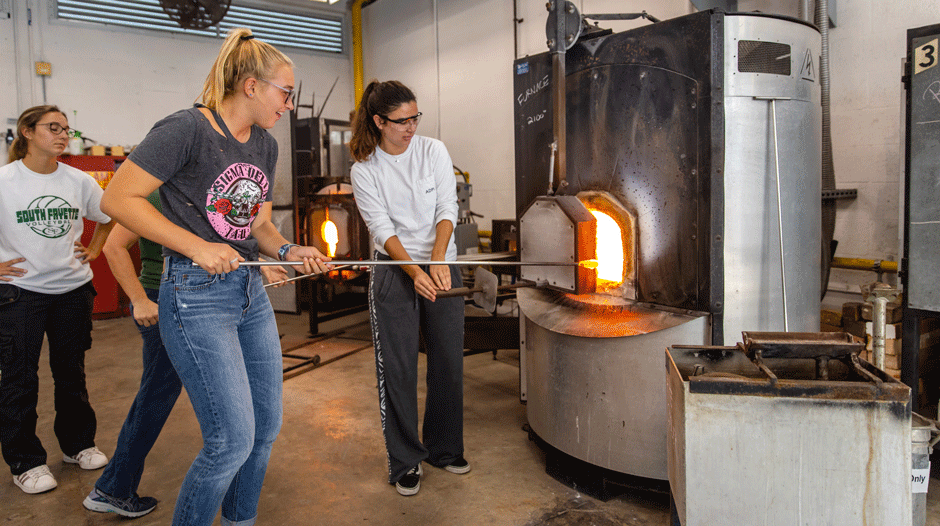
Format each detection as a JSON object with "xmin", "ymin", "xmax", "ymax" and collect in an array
[
  {"xmin": 0, "ymin": 105, "xmax": 115, "ymax": 494},
  {"xmin": 100, "ymin": 28, "xmax": 330, "ymax": 525},
  {"xmin": 349, "ymin": 80, "xmax": 469, "ymax": 497}
]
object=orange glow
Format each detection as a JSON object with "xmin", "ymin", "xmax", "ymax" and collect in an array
[
  {"xmin": 590, "ymin": 210, "xmax": 623, "ymax": 285},
  {"xmin": 321, "ymin": 219, "xmax": 339, "ymax": 257}
]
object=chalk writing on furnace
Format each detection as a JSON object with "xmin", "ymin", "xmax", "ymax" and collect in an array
[
  {"xmin": 923, "ymin": 80, "xmax": 940, "ymax": 105},
  {"xmin": 517, "ymin": 75, "xmax": 550, "ymax": 106},
  {"xmin": 526, "ymin": 110, "xmax": 547, "ymax": 125}
]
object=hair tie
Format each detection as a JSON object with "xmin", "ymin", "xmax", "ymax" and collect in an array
[{"xmin": 240, "ymin": 34, "xmax": 255, "ymax": 41}]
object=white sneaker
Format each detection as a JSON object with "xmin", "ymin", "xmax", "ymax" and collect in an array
[
  {"xmin": 63, "ymin": 446, "xmax": 108, "ymax": 470},
  {"xmin": 13, "ymin": 465, "xmax": 57, "ymax": 494}
]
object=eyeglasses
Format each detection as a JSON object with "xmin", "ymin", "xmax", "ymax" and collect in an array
[
  {"xmin": 259, "ymin": 78, "xmax": 294, "ymax": 104},
  {"xmin": 381, "ymin": 112, "xmax": 422, "ymax": 128},
  {"xmin": 36, "ymin": 122, "xmax": 76, "ymax": 137}
]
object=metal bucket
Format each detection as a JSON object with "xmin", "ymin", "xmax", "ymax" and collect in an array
[{"xmin": 911, "ymin": 413, "xmax": 937, "ymax": 526}]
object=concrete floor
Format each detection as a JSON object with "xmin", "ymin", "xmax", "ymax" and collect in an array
[
  {"xmin": 2, "ymin": 309, "xmax": 940, "ymax": 525},
  {"xmin": 0, "ymin": 310, "xmax": 670, "ymax": 525}
]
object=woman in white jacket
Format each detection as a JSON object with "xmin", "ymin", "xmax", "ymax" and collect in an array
[{"xmin": 349, "ymin": 80, "xmax": 469, "ymax": 497}]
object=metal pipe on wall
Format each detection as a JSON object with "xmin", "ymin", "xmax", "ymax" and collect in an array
[
  {"xmin": 830, "ymin": 257, "xmax": 899, "ymax": 274},
  {"xmin": 11, "ymin": 0, "xmax": 26, "ymax": 113},
  {"xmin": 817, "ymin": 0, "xmax": 837, "ymax": 300},
  {"xmin": 798, "ymin": 0, "xmax": 812, "ymax": 22},
  {"xmin": 351, "ymin": 0, "xmax": 366, "ymax": 107},
  {"xmin": 872, "ymin": 295, "xmax": 888, "ymax": 370},
  {"xmin": 548, "ymin": 1, "xmax": 570, "ymax": 194}
]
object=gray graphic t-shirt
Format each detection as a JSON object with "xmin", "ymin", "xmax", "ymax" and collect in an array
[{"xmin": 129, "ymin": 106, "xmax": 277, "ymax": 260}]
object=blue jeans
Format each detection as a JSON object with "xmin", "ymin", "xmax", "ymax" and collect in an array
[
  {"xmin": 95, "ymin": 286, "xmax": 182, "ymax": 498},
  {"xmin": 159, "ymin": 257, "xmax": 283, "ymax": 526}
]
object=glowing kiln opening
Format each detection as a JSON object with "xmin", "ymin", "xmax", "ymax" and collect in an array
[
  {"xmin": 590, "ymin": 210, "xmax": 624, "ymax": 286},
  {"xmin": 321, "ymin": 218, "xmax": 338, "ymax": 258}
]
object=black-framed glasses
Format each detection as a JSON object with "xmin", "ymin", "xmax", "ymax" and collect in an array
[
  {"xmin": 259, "ymin": 78, "xmax": 294, "ymax": 104},
  {"xmin": 36, "ymin": 122, "xmax": 75, "ymax": 137},
  {"xmin": 381, "ymin": 112, "xmax": 422, "ymax": 127}
]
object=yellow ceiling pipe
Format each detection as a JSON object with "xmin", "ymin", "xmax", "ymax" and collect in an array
[
  {"xmin": 830, "ymin": 257, "xmax": 898, "ymax": 273},
  {"xmin": 351, "ymin": 0, "xmax": 366, "ymax": 108}
]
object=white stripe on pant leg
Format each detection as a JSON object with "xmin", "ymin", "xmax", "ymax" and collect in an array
[{"xmin": 368, "ymin": 259, "xmax": 392, "ymax": 481}]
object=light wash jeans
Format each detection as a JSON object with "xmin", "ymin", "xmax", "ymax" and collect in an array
[
  {"xmin": 160, "ymin": 257, "xmax": 282, "ymax": 526},
  {"xmin": 96, "ymin": 286, "xmax": 182, "ymax": 498}
]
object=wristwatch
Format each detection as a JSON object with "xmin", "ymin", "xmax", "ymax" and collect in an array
[{"xmin": 278, "ymin": 243, "xmax": 299, "ymax": 261}]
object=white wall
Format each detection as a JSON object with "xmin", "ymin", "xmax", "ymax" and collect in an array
[
  {"xmin": 825, "ymin": 0, "xmax": 935, "ymax": 294},
  {"xmin": 361, "ymin": 0, "xmax": 695, "ymax": 230},
  {"xmin": 742, "ymin": 0, "xmax": 939, "ymax": 294},
  {"xmin": 6, "ymin": 0, "xmax": 922, "ymax": 298},
  {"xmin": 363, "ymin": 0, "xmax": 936, "ymax": 296},
  {"xmin": 0, "ymin": 0, "xmax": 352, "ymax": 149}
]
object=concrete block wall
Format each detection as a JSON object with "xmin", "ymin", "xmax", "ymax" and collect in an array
[{"xmin": 826, "ymin": 0, "xmax": 909, "ymax": 295}]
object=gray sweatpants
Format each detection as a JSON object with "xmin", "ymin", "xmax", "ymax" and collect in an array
[{"xmin": 368, "ymin": 256, "xmax": 465, "ymax": 484}]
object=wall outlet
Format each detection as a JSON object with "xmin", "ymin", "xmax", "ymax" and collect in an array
[
  {"xmin": 0, "ymin": 0, "xmax": 11, "ymax": 18},
  {"xmin": 6, "ymin": 118, "xmax": 17, "ymax": 126}
]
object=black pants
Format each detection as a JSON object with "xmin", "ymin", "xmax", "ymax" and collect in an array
[
  {"xmin": 0, "ymin": 282, "xmax": 98, "ymax": 476},
  {"xmin": 368, "ymin": 255, "xmax": 465, "ymax": 484}
]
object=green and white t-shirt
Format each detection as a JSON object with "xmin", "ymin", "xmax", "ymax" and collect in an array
[{"xmin": 0, "ymin": 159, "xmax": 111, "ymax": 294}]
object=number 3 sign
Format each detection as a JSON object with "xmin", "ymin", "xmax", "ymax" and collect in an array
[{"xmin": 915, "ymin": 38, "xmax": 938, "ymax": 74}]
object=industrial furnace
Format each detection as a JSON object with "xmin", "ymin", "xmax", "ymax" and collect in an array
[{"xmin": 514, "ymin": 9, "xmax": 822, "ymax": 480}]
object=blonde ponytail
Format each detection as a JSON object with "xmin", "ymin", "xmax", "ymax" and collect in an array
[{"xmin": 198, "ymin": 28, "xmax": 293, "ymax": 111}]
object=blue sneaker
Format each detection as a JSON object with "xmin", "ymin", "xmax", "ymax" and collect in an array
[{"xmin": 82, "ymin": 487, "xmax": 158, "ymax": 518}]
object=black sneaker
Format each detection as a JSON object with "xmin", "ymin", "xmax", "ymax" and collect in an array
[
  {"xmin": 395, "ymin": 464, "xmax": 422, "ymax": 496},
  {"xmin": 83, "ymin": 487, "xmax": 158, "ymax": 518},
  {"xmin": 444, "ymin": 456, "xmax": 471, "ymax": 474}
]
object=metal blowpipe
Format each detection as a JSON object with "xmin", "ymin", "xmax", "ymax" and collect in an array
[
  {"xmin": 244, "ymin": 259, "xmax": 598, "ymax": 268},
  {"xmin": 259, "ymin": 259, "xmax": 597, "ymax": 288}
]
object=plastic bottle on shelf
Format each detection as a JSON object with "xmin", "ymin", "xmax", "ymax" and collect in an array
[
  {"xmin": 5, "ymin": 129, "xmax": 13, "ymax": 146},
  {"xmin": 68, "ymin": 130, "xmax": 83, "ymax": 155}
]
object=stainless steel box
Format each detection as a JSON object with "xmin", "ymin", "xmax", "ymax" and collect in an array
[{"xmin": 667, "ymin": 344, "xmax": 912, "ymax": 525}]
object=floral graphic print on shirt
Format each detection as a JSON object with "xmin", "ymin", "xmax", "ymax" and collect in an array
[{"xmin": 205, "ymin": 163, "xmax": 269, "ymax": 241}]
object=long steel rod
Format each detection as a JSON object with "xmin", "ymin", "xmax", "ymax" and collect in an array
[
  {"xmin": 436, "ymin": 282, "xmax": 535, "ymax": 299},
  {"xmin": 245, "ymin": 259, "xmax": 584, "ymax": 267},
  {"xmin": 771, "ymin": 99, "xmax": 789, "ymax": 332},
  {"xmin": 259, "ymin": 260, "xmax": 585, "ymax": 288},
  {"xmin": 756, "ymin": 96, "xmax": 791, "ymax": 332},
  {"xmin": 263, "ymin": 265, "xmax": 353, "ymax": 288}
]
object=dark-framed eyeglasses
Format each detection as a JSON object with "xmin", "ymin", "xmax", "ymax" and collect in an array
[
  {"xmin": 259, "ymin": 78, "xmax": 294, "ymax": 104},
  {"xmin": 36, "ymin": 122, "xmax": 76, "ymax": 137},
  {"xmin": 381, "ymin": 112, "xmax": 422, "ymax": 127}
]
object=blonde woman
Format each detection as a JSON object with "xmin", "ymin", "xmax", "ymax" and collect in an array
[
  {"xmin": 0, "ymin": 105, "xmax": 114, "ymax": 494},
  {"xmin": 101, "ymin": 28, "xmax": 329, "ymax": 526}
]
